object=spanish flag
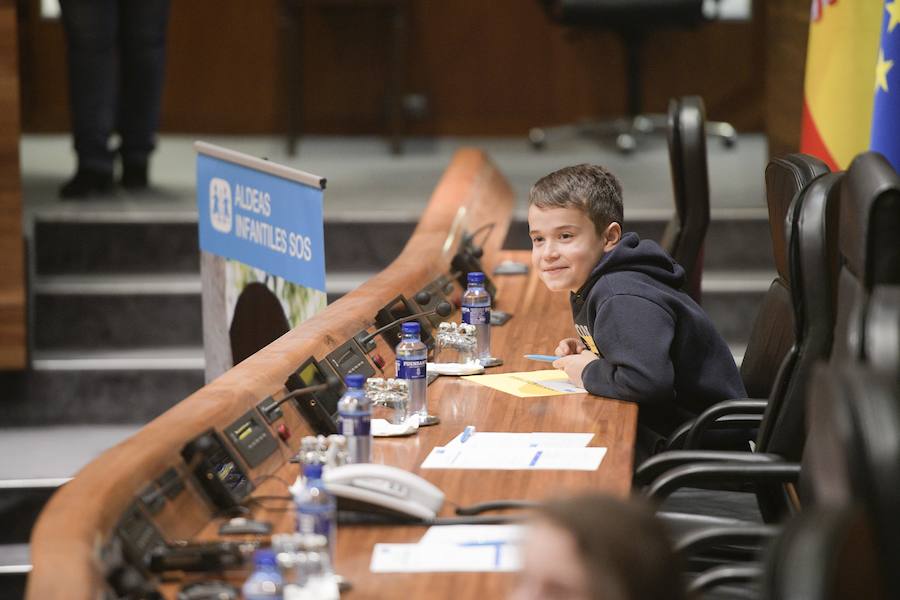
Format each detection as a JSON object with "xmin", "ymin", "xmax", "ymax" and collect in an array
[{"xmin": 800, "ymin": 1, "xmax": 900, "ymax": 171}]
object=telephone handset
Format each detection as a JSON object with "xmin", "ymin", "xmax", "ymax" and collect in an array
[{"xmin": 323, "ymin": 463, "xmax": 445, "ymax": 521}]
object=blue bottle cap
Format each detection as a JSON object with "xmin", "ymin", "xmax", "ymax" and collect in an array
[
  {"xmin": 467, "ymin": 271, "xmax": 485, "ymax": 284},
  {"xmin": 401, "ymin": 321, "xmax": 420, "ymax": 335},
  {"xmin": 253, "ymin": 549, "xmax": 277, "ymax": 568},
  {"xmin": 303, "ymin": 462, "xmax": 324, "ymax": 480},
  {"xmin": 345, "ymin": 374, "xmax": 365, "ymax": 388}
]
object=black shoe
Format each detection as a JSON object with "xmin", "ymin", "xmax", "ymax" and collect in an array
[
  {"xmin": 121, "ymin": 162, "xmax": 149, "ymax": 190},
  {"xmin": 59, "ymin": 168, "xmax": 114, "ymax": 199}
]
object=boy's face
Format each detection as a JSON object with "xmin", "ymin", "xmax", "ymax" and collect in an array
[{"xmin": 528, "ymin": 205, "xmax": 616, "ymax": 293}]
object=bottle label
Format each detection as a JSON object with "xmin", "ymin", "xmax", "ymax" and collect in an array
[
  {"xmin": 396, "ymin": 357, "xmax": 426, "ymax": 380},
  {"xmin": 462, "ymin": 306, "xmax": 490, "ymax": 325},
  {"xmin": 339, "ymin": 413, "xmax": 371, "ymax": 437},
  {"xmin": 297, "ymin": 503, "xmax": 334, "ymax": 538}
]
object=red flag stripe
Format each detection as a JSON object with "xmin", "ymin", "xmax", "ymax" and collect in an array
[{"xmin": 800, "ymin": 99, "xmax": 839, "ymax": 171}]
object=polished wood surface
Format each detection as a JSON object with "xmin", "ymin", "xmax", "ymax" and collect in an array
[
  {"xmin": 27, "ymin": 149, "xmax": 636, "ymax": 599},
  {"xmin": 763, "ymin": 0, "xmax": 809, "ymax": 158},
  {"xmin": 0, "ymin": 0, "xmax": 25, "ymax": 369},
  {"xmin": 19, "ymin": 0, "xmax": 763, "ymax": 135}
]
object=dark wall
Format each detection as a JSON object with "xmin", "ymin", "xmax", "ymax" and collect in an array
[{"xmin": 19, "ymin": 0, "xmax": 765, "ymax": 135}]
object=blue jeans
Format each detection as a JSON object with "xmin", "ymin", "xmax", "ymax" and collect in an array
[{"xmin": 60, "ymin": 0, "xmax": 170, "ymax": 173}]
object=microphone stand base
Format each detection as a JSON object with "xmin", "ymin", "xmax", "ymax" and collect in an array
[
  {"xmin": 479, "ymin": 357, "xmax": 504, "ymax": 368},
  {"xmin": 419, "ymin": 414, "xmax": 441, "ymax": 427}
]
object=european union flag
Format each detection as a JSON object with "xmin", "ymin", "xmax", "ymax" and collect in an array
[{"xmin": 870, "ymin": 1, "xmax": 900, "ymax": 170}]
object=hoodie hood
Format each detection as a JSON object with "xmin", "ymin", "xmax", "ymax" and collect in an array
[{"xmin": 574, "ymin": 232, "xmax": 685, "ymax": 299}]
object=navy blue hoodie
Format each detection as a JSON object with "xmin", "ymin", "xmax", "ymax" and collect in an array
[{"xmin": 571, "ymin": 232, "xmax": 746, "ymax": 443}]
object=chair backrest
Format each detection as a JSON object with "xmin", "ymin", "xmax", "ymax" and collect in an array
[
  {"xmin": 756, "ymin": 171, "xmax": 842, "ymax": 461},
  {"xmin": 661, "ymin": 95, "xmax": 709, "ymax": 304},
  {"xmin": 740, "ymin": 154, "xmax": 830, "ymax": 398},
  {"xmin": 802, "ymin": 361, "xmax": 900, "ymax": 598},
  {"xmin": 864, "ymin": 286, "xmax": 900, "ymax": 377},
  {"xmin": 831, "ymin": 152, "xmax": 900, "ymax": 362},
  {"xmin": 761, "ymin": 505, "xmax": 885, "ymax": 600}
]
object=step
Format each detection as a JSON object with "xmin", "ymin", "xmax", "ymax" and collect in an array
[
  {"xmin": 0, "ymin": 351, "xmax": 204, "ymax": 425},
  {"xmin": 32, "ymin": 217, "xmax": 417, "ymax": 276},
  {"xmin": 31, "ymin": 273, "xmax": 369, "ymax": 350}
]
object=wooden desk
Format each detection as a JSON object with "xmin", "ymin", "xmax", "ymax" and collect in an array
[
  {"xmin": 27, "ymin": 150, "xmax": 636, "ymax": 599},
  {"xmin": 172, "ymin": 251, "xmax": 637, "ymax": 598}
]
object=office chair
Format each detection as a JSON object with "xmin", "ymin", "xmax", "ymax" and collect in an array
[
  {"xmin": 684, "ymin": 360, "xmax": 899, "ymax": 599},
  {"xmin": 664, "ymin": 153, "xmax": 829, "ymax": 449},
  {"xmin": 661, "ymin": 96, "xmax": 710, "ymax": 304},
  {"xmin": 529, "ymin": 0, "xmax": 737, "ymax": 152}
]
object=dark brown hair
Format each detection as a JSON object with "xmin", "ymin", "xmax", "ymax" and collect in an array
[
  {"xmin": 537, "ymin": 494, "xmax": 686, "ymax": 600},
  {"xmin": 529, "ymin": 164, "xmax": 624, "ymax": 235}
]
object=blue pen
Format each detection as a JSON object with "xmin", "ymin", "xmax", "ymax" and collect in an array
[
  {"xmin": 524, "ymin": 354, "xmax": 559, "ymax": 363},
  {"xmin": 460, "ymin": 425, "xmax": 475, "ymax": 443}
]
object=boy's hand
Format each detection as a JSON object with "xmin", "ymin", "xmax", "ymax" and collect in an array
[
  {"xmin": 554, "ymin": 338, "xmax": 586, "ymax": 356},
  {"xmin": 552, "ymin": 351, "xmax": 599, "ymax": 388}
]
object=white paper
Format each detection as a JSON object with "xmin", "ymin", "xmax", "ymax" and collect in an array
[
  {"xmin": 421, "ymin": 445, "xmax": 606, "ymax": 471},
  {"xmin": 418, "ymin": 524, "xmax": 525, "ymax": 545},
  {"xmin": 370, "ymin": 541, "xmax": 521, "ymax": 573},
  {"xmin": 443, "ymin": 431, "xmax": 594, "ymax": 449},
  {"xmin": 371, "ymin": 415, "xmax": 419, "ymax": 437}
]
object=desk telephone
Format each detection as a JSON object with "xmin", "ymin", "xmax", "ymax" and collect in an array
[{"xmin": 324, "ymin": 463, "xmax": 445, "ymax": 521}]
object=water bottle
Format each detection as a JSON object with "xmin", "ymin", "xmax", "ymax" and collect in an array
[
  {"xmin": 242, "ymin": 549, "xmax": 282, "ymax": 599},
  {"xmin": 294, "ymin": 460, "xmax": 337, "ymax": 566},
  {"xmin": 462, "ymin": 272, "xmax": 491, "ymax": 360},
  {"xmin": 336, "ymin": 374, "xmax": 371, "ymax": 463},
  {"xmin": 304, "ymin": 534, "xmax": 340, "ymax": 600},
  {"xmin": 395, "ymin": 321, "xmax": 427, "ymax": 422}
]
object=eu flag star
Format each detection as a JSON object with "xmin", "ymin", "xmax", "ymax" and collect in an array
[
  {"xmin": 887, "ymin": 1, "xmax": 900, "ymax": 34},
  {"xmin": 876, "ymin": 49, "xmax": 894, "ymax": 93}
]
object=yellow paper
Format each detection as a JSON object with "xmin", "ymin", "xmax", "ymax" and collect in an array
[{"xmin": 461, "ymin": 369, "xmax": 586, "ymax": 398}]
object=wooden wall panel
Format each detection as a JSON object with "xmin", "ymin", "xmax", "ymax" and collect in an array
[
  {"xmin": 19, "ymin": 0, "xmax": 764, "ymax": 135},
  {"xmin": 763, "ymin": 0, "xmax": 810, "ymax": 159},
  {"xmin": 0, "ymin": 0, "xmax": 25, "ymax": 370}
]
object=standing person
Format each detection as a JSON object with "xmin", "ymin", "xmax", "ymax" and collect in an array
[{"xmin": 58, "ymin": 0, "xmax": 171, "ymax": 199}]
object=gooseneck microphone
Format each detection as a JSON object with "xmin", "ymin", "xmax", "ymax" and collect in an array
[{"xmin": 357, "ymin": 301, "xmax": 453, "ymax": 348}]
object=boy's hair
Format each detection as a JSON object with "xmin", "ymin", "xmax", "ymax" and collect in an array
[
  {"xmin": 529, "ymin": 164, "xmax": 624, "ymax": 235},
  {"xmin": 538, "ymin": 494, "xmax": 686, "ymax": 600}
]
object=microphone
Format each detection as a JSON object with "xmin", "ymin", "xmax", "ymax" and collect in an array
[{"xmin": 357, "ymin": 301, "xmax": 453, "ymax": 348}]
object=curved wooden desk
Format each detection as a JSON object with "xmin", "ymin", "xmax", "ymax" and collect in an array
[{"xmin": 27, "ymin": 149, "xmax": 636, "ymax": 599}]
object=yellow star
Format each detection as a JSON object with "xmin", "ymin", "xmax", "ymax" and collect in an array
[
  {"xmin": 887, "ymin": 1, "xmax": 900, "ymax": 34},
  {"xmin": 876, "ymin": 49, "xmax": 894, "ymax": 93}
]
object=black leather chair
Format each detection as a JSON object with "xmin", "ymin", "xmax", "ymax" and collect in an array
[
  {"xmin": 660, "ymin": 96, "xmax": 710, "ymax": 305},
  {"xmin": 529, "ymin": 0, "xmax": 737, "ymax": 152},
  {"xmin": 863, "ymin": 286, "xmax": 900, "ymax": 377},
  {"xmin": 641, "ymin": 161, "xmax": 840, "ymax": 469}
]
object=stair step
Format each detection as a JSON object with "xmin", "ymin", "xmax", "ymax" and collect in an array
[
  {"xmin": 0, "ymin": 361, "xmax": 203, "ymax": 425},
  {"xmin": 32, "ymin": 218, "xmax": 415, "ymax": 276}
]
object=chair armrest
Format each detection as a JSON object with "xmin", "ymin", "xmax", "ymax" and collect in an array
[
  {"xmin": 688, "ymin": 564, "xmax": 764, "ymax": 597},
  {"xmin": 645, "ymin": 462, "xmax": 801, "ymax": 501},
  {"xmin": 683, "ymin": 399, "xmax": 768, "ymax": 449},
  {"xmin": 633, "ymin": 450, "xmax": 781, "ymax": 488},
  {"xmin": 675, "ymin": 524, "xmax": 780, "ymax": 558}
]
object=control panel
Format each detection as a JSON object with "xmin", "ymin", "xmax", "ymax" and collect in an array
[
  {"xmin": 285, "ymin": 356, "xmax": 343, "ymax": 435},
  {"xmin": 225, "ymin": 409, "xmax": 279, "ymax": 468},
  {"xmin": 181, "ymin": 430, "xmax": 254, "ymax": 510},
  {"xmin": 374, "ymin": 294, "xmax": 436, "ymax": 350},
  {"xmin": 324, "ymin": 338, "xmax": 376, "ymax": 381}
]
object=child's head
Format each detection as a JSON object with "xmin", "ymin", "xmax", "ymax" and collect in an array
[
  {"xmin": 510, "ymin": 495, "xmax": 685, "ymax": 600},
  {"xmin": 528, "ymin": 165, "xmax": 624, "ymax": 293}
]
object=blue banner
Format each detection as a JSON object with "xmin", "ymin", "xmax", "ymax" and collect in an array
[{"xmin": 197, "ymin": 152, "xmax": 326, "ymax": 292}]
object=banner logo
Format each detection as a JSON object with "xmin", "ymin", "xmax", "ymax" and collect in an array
[{"xmin": 209, "ymin": 177, "xmax": 233, "ymax": 234}]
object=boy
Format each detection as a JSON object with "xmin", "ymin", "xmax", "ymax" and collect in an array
[{"xmin": 528, "ymin": 164, "xmax": 745, "ymax": 458}]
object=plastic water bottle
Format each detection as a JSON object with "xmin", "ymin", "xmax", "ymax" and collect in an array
[
  {"xmin": 294, "ymin": 460, "xmax": 337, "ymax": 565},
  {"xmin": 242, "ymin": 549, "xmax": 282, "ymax": 599},
  {"xmin": 395, "ymin": 321, "xmax": 427, "ymax": 422},
  {"xmin": 462, "ymin": 271, "xmax": 491, "ymax": 360},
  {"xmin": 336, "ymin": 374, "xmax": 371, "ymax": 463}
]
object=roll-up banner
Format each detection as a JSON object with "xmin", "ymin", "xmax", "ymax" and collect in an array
[{"xmin": 195, "ymin": 142, "xmax": 327, "ymax": 381}]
